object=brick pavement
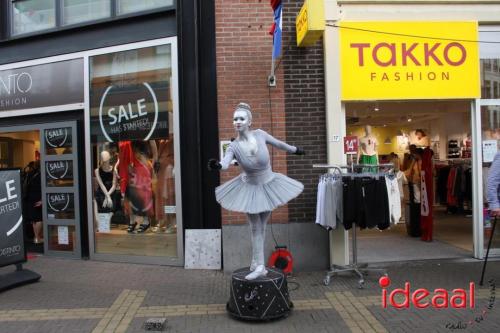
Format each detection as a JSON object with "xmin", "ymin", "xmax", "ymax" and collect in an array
[{"xmin": 0, "ymin": 256, "xmax": 499, "ymax": 332}]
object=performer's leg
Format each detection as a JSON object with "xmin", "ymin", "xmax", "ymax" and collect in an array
[
  {"xmin": 247, "ymin": 213, "xmax": 259, "ymax": 271},
  {"xmin": 245, "ymin": 211, "xmax": 270, "ymax": 280},
  {"xmin": 256, "ymin": 211, "xmax": 271, "ymax": 266}
]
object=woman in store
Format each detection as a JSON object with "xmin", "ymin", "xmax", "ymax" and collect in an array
[
  {"xmin": 405, "ymin": 148, "xmax": 423, "ymax": 203},
  {"xmin": 208, "ymin": 102, "xmax": 305, "ymax": 280},
  {"xmin": 25, "ymin": 161, "xmax": 43, "ymax": 244}
]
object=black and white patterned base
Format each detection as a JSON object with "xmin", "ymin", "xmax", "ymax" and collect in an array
[{"xmin": 226, "ymin": 267, "xmax": 292, "ymax": 321}]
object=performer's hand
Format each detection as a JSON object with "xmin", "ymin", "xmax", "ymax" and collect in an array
[
  {"xmin": 294, "ymin": 147, "xmax": 305, "ymax": 155},
  {"xmin": 208, "ymin": 158, "xmax": 222, "ymax": 171}
]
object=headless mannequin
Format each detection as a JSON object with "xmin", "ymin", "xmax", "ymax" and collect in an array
[
  {"xmin": 93, "ymin": 151, "xmax": 117, "ymax": 230},
  {"xmin": 357, "ymin": 125, "xmax": 378, "ymax": 164}
]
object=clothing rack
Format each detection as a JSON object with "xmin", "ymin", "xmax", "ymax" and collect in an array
[{"xmin": 313, "ymin": 163, "xmax": 391, "ymax": 288}]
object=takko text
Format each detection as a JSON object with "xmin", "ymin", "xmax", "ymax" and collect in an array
[
  {"xmin": 379, "ymin": 276, "xmax": 475, "ymax": 309},
  {"xmin": 350, "ymin": 42, "xmax": 467, "ymax": 67}
]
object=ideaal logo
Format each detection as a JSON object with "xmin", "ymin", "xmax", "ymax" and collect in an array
[
  {"xmin": 99, "ymin": 82, "xmax": 159, "ymax": 143},
  {"xmin": 379, "ymin": 276, "xmax": 496, "ymax": 330},
  {"xmin": 379, "ymin": 276, "xmax": 475, "ymax": 309}
]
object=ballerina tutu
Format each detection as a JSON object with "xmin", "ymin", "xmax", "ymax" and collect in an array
[{"xmin": 215, "ymin": 172, "xmax": 304, "ymax": 214}]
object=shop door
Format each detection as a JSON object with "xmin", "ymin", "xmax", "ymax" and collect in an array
[
  {"xmin": 40, "ymin": 122, "xmax": 82, "ymax": 258},
  {"xmin": 480, "ymin": 101, "xmax": 500, "ymax": 256}
]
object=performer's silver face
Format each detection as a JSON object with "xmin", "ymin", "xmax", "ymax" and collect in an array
[{"xmin": 233, "ymin": 110, "xmax": 250, "ymax": 132}]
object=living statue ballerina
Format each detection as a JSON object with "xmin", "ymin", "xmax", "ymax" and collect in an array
[{"xmin": 208, "ymin": 102, "xmax": 305, "ymax": 280}]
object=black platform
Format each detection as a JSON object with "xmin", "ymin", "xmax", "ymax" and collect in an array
[
  {"xmin": 0, "ymin": 267, "xmax": 41, "ymax": 293},
  {"xmin": 227, "ymin": 267, "xmax": 292, "ymax": 321}
]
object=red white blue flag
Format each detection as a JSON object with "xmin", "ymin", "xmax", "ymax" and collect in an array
[{"xmin": 269, "ymin": 0, "xmax": 282, "ymax": 59}]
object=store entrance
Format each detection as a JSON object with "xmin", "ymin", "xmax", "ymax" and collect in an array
[
  {"xmin": 0, "ymin": 121, "xmax": 83, "ymax": 259},
  {"xmin": 346, "ymin": 100, "xmax": 473, "ymax": 262},
  {"xmin": 0, "ymin": 130, "xmax": 42, "ymax": 253}
]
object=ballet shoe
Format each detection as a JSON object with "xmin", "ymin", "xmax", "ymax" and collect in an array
[{"xmin": 245, "ymin": 265, "xmax": 267, "ymax": 280}]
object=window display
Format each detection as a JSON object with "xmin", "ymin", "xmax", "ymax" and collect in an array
[
  {"xmin": 357, "ymin": 125, "xmax": 378, "ymax": 169},
  {"xmin": 89, "ymin": 44, "xmax": 177, "ymax": 258}
]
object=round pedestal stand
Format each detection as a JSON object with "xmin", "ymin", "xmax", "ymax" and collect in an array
[{"xmin": 227, "ymin": 267, "xmax": 292, "ymax": 321}]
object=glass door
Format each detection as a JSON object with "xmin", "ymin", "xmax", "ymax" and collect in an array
[
  {"xmin": 480, "ymin": 102, "xmax": 500, "ymax": 256},
  {"xmin": 40, "ymin": 122, "xmax": 82, "ymax": 258}
]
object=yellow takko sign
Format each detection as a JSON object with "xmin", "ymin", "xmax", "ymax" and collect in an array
[
  {"xmin": 296, "ymin": 0, "xmax": 325, "ymax": 47},
  {"xmin": 340, "ymin": 22, "xmax": 480, "ymax": 100}
]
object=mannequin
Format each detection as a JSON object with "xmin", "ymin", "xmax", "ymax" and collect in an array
[
  {"xmin": 94, "ymin": 150, "xmax": 118, "ymax": 231},
  {"xmin": 208, "ymin": 102, "xmax": 305, "ymax": 280},
  {"xmin": 358, "ymin": 125, "xmax": 378, "ymax": 167}
]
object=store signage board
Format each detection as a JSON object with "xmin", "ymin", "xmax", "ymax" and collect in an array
[
  {"xmin": 0, "ymin": 59, "xmax": 83, "ymax": 112},
  {"xmin": 344, "ymin": 136, "xmax": 359, "ymax": 154},
  {"xmin": 340, "ymin": 22, "xmax": 480, "ymax": 100},
  {"xmin": 0, "ymin": 169, "xmax": 25, "ymax": 268},
  {"xmin": 296, "ymin": 0, "xmax": 325, "ymax": 47}
]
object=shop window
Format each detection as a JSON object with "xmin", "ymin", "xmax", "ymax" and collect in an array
[
  {"xmin": 62, "ymin": 0, "xmax": 111, "ymax": 26},
  {"xmin": 116, "ymin": 0, "xmax": 173, "ymax": 15},
  {"xmin": 11, "ymin": 0, "xmax": 56, "ymax": 36},
  {"xmin": 89, "ymin": 44, "xmax": 177, "ymax": 258}
]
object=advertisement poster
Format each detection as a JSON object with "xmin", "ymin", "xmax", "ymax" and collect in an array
[{"xmin": 0, "ymin": 169, "xmax": 25, "ymax": 267}]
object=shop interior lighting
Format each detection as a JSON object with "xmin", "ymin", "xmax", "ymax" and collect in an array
[{"xmin": 407, "ymin": 116, "xmax": 412, "ymax": 122}]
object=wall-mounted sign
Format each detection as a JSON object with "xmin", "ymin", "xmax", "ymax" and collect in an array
[
  {"xmin": 57, "ymin": 226, "xmax": 69, "ymax": 245},
  {"xmin": 47, "ymin": 193, "xmax": 75, "ymax": 219},
  {"xmin": 0, "ymin": 169, "xmax": 25, "ymax": 268},
  {"xmin": 0, "ymin": 59, "xmax": 83, "ymax": 112},
  {"xmin": 296, "ymin": 0, "xmax": 325, "ymax": 47},
  {"xmin": 339, "ymin": 22, "xmax": 480, "ymax": 100},
  {"xmin": 94, "ymin": 82, "xmax": 168, "ymax": 142}
]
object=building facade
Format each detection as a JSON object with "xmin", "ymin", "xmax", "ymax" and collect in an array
[{"xmin": 0, "ymin": 0, "xmax": 220, "ymax": 267}]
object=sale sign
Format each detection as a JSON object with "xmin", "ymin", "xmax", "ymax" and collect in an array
[{"xmin": 344, "ymin": 136, "xmax": 359, "ymax": 154}]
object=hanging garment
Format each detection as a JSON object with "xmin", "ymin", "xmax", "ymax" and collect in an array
[
  {"xmin": 342, "ymin": 176, "xmax": 390, "ymax": 230},
  {"xmin": 315, "ymin": 179, "xmax": 326, "ymax": 228},
  {"xmin": 118, "ymin": 141, "xmax": 133, "ymax": 195},
  {"xmin": 315, "ymin": 177, "xmax": 343, "ymax": 230},
  {"xmin": 385, "ymin": 175, "xmax": 401, "ymax": 225},
  {"xmin": 420, "ymin": 148, "xmax": 434, "ymax": 241},
  {"xmin": 126, "ymin": 155, "xmax": 154, "ymax": 217},
  {"xmin": 447, "ymin": 167, "xmax": 458, "ymax": 210}
]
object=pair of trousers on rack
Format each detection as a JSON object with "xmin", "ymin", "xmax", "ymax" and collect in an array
[{"xmin": 342, "ymin": 176, "xmax": 390, "ymax": 230}]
